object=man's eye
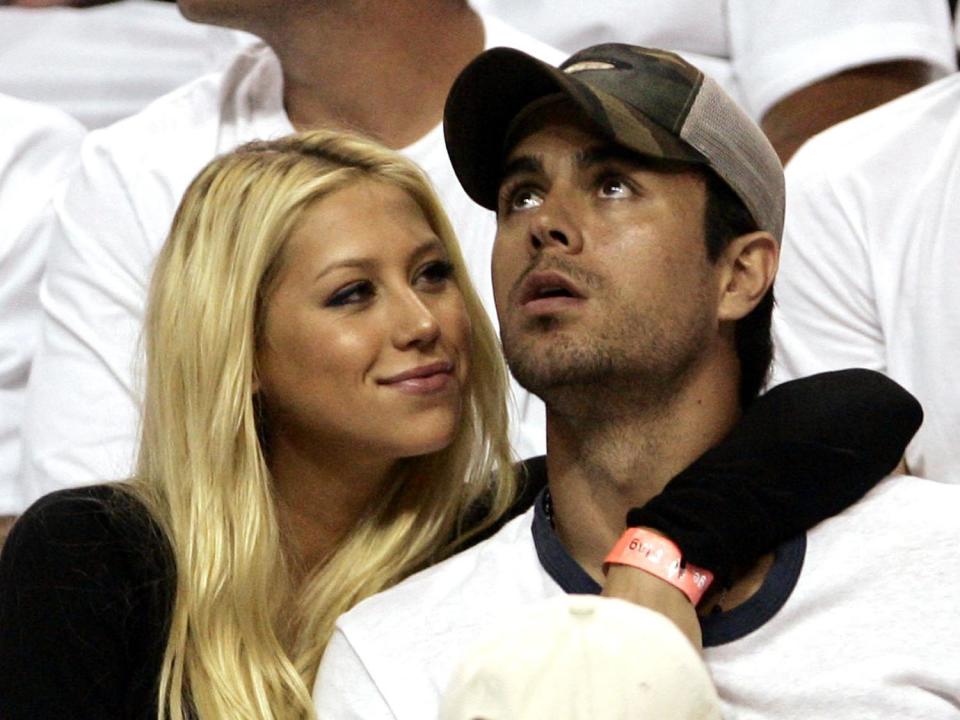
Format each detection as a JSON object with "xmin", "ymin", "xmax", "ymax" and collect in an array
[
  {"xmin": 598, "ymin": 177, "xmax": 632, "ymax": 198},
  {"xmin": 511, "ymin": 188, "xmax": 544, "ymax": 210},
  {"xmin": 326, "ymin": 281, "xmax": 374, "ymax": 307},
  {"xmin": 498, "ymin": 185, "xmax": 544, "ymax": 215},
  {"xmin": 416, "ymin": 260, "xmax": 454, "ymax": 288}
]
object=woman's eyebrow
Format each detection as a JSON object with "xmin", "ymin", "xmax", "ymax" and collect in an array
[
  {"xmin": 313, "ymin": 237, "xmax": 444, "ymax": 283},
  {"xmin": 407, "ymin": 237, "xmax": 446, "ymax": 264},
  {"xmin": 313, "ymin": 257, "xmax": 373, "ymax": 283}
]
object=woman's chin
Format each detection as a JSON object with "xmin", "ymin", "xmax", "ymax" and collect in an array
[{"xmin": 397, "ymin": 421, "xmax": 461, "ymax": 460}]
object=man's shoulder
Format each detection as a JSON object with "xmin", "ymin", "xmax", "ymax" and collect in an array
[
  {"xmin": 79, "ymin": 42, "xmax": 283, "ymax": 177},
  {"xmin": 322, "ymin": 507, "xmax": 557, "ymax": 719},
  {"xmin": 65, "ymin": 42, "xmax": 288, "ymax": 242},
  {"xmin": 0, "ymin": 94, "xmax": 84, "ymax": 148},
  {"xmin": 0, "ymin": 95, "xmax": 83, "ymax": 216},
  {"xmin": 852, "ymin": 472, "xmax": 957, "ymax": 509},
  {"xmin": 82, "ymin": 72, "xmax": 220, "ymax": 162},
  {"xmin": 341, "ymin": 458, "xmax": 548, "ymax": 633},
  {"xmin": 707, "ymin": 475, "xmax": 960, "ymax": 719},
  {"xmin": 340, "ymin": 508, "xmax": 542, "ymax": 636},
  {"xmin": 811, "ymin": 473, "xmax": 960, "ymax": 551}
]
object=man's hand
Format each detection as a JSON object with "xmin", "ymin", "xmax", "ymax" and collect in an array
[{"xmin": 602, "ymin": 564, "xmax": 702, "ymax": 649}]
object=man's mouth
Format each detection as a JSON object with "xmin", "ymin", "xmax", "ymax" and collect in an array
[{"xmin": 517, "ymin": 270, "xmax": 586, "ymax": 313}]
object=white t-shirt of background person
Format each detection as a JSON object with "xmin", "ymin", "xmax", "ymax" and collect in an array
[
  {"xmin": 471, "ymin": 0, "xmax": 957, "ymax": 119},
  {"xmin": 17, "ymin": 16, "xmax": 559, "ymax": 508},
  {"xmin": 0, "ymin": 95, "xmax": 85, "ymax": 516},
  {"xmin": 0, "ymin": 0, "xmax": 255, "ymax": 129},
  {"xmin": 313, "ymin": 467, "xmax": 960, "ymax": 719},
  {"xmin": 772, "ymin": 74, "xmax": 960, "ymax": 485}
]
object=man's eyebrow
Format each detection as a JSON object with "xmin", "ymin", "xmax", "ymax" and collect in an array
[
  {"xmin": 577, "ymin": 144, "xmax": 651, "ymax": 170},
  {"xmin": 579, "ymin": 144, "xmax": 699, "ymax": 176},
  {"xmin": 499, "ymin": 155, "xmax": 544, "ymax": 188}
]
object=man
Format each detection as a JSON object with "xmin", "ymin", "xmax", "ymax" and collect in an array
[
  {"xmin": 18, "ymin": 0, "xmax": 557, "ymax": 508},
  {"xmin": 313, "ymin": 45, "xmax": 960, "ymax": 718},
  {"xmin": 772, "ymin": 72, "xmax": 960, "ymax": 484}
]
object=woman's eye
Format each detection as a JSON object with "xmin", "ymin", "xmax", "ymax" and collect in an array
[
  {"xmin": 326, "ymin": 281, "xmax": 374, "ymax": 307},
  {"xmin": 598, "ymin": 177, "xmax": 632, "ymax": 198},
  {"xmin": 416, "ymin": 260, "xmax": 454, "ymax": 288}
]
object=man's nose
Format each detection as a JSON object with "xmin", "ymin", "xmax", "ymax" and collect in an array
[{"xmin": 528, "ymin": 194, "xmax": 584, "ymax": 255}]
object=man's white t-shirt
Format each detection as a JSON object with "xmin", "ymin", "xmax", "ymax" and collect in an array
[
  {"xmin": 18, "ymin": 16, "xmax": 559, "ymax": 508},
  {"xmin": 0, "ymin": 0, "xmax": 254, "ymax": 129},
  {"xmin": 772, "ymin": 73, "xmax": 960, "ymax": 484},
  {"xmin": 314, "ymin": 466, "xmax": 960, "ymax": 719},
  {"xmin": 0, "ymin": 96, "xmax": 85, "ymax": 515},
  {"xmin": 472, "ymin": 0, "xmax": 956, "ymax": 119}
]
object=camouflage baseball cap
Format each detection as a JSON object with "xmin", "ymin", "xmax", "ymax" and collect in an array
[{"xmin": 444, "ymin": 43, "xmax": 785, "ymax": 242}]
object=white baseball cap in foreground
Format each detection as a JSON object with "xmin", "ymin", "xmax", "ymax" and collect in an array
[{"xmin": 440, "ymin": 595, "xmax": 722, "ymax": 720}]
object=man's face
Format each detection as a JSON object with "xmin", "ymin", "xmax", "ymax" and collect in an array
[{"xmin": 491, "ymin": 108, "xmax": 725, "ymax": 408}]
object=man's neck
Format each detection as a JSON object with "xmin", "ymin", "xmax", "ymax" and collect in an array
[
  {"xmin": 545, "ymin": 358, "xmax": 741, "ymax": 584},
  {"xmin": 258, "ymin": 1, "xmax": 484, "ymax": 149}
]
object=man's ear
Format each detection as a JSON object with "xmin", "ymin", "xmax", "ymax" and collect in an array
[{"xmin": 716, "ymin": 231, "xmax": 779, "ymax": 321}]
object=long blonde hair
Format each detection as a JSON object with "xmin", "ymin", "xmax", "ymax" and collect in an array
[{"xmin": 129, "ymin": 130, "xmax": 516, "ymax": 719}]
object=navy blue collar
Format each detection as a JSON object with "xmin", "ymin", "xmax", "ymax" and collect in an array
[{"xmin": 528, "ymin": 467, "xmax": 805, "ymax": 647}]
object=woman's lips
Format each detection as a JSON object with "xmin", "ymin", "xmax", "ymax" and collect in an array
[{"xmin": 379, "ymin": 361, "xmax": 455, "ymax": 394}]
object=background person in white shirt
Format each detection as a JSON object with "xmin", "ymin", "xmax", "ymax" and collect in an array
[
  {"xmin": 472, "ymin": 0, "xmax": 957, "ymax": 161},
  {"xmin": 0, "ymin": 0, "xmax": 254, "ymax": 129},
  {"xmin": 772, "ymin": 72, "xmax": 960, "ymax": 484},
  {"xmin": 0, "ymin": 94, "xmax": 84, "ymax": 541}
]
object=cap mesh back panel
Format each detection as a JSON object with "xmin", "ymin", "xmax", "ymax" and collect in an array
[{"xmin": 680, "ymin": 75, "xmax": 784, "ymax": 242}]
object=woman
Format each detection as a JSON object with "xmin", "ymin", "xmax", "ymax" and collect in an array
[
  {"xmin": 0, "ymin": 130, "xmax": 919, "ymax": 719},
  {"xmin": 1, "ymin": 130, "xmax": 517, "ymax": 719}
]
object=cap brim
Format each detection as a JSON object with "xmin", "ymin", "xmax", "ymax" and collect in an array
[{"xmin": 444, "ymin": 47, "xmax": 704, "ymax": 211}]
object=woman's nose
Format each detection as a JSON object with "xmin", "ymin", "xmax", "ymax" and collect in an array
[{"xmin": 391, "ymin": 291, "xmax": 441, "ymax": 349}]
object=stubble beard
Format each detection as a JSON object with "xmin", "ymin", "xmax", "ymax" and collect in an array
[{"xmin": 502, "ymin": 300, "xmax": 713, "ymax": 418}]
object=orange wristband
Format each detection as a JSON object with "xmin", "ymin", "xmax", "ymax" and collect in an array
[{"xmin": 603, "ymin": 527, "xmax": 714, "ymax": 606}]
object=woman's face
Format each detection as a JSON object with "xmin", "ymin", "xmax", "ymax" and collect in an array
[{"xmin": 255, "ymin": 178, "xmax": 472, "ymax": 468}]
